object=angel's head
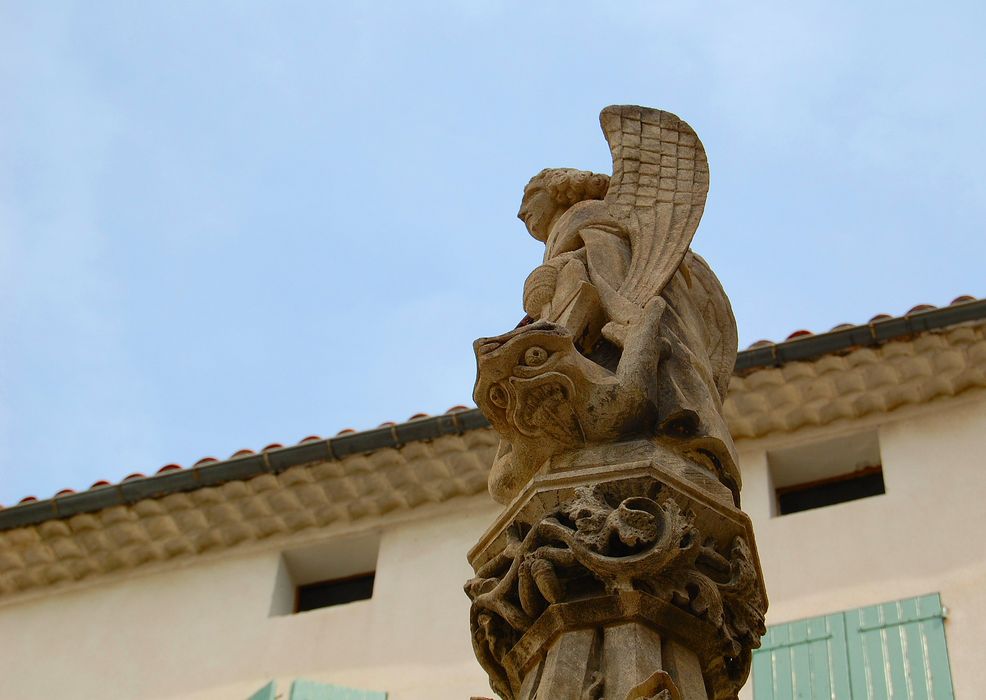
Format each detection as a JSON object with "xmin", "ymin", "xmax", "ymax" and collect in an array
[{"xmin": 518, "ymin": 168, "xmax": 610, "ymax": 242}]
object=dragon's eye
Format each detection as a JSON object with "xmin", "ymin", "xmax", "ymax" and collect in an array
[
  {"xmin": 488, "ymin": 384, "xmax": 508, "ymax": 408},
  {"xmin": 523, "ymin": 346, "xmax": 549, "ymax": 367}
]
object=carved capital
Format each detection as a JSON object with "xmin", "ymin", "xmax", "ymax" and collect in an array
[{"xmin": 466, "ymin": 461, "xmax": 766, "ymax": 699}]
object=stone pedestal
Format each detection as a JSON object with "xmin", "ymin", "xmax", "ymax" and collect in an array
[{"xmin": 466, "ymin": 446, "xmax": 766, "ymax": 699}]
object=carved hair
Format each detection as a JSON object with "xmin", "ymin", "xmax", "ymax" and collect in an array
[{"xmin": 524, "ymin": 168, "xmax": 610, "ymax": 207}]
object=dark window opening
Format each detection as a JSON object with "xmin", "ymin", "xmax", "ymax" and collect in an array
[
  {"xmin": 295, "ymin": 572, "xmax": 375, "ymax": 612},
  {"xmin": 776, "ymin": 465, "xmax": 885, "ymax": 515}
]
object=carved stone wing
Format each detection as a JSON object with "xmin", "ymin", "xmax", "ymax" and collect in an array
[
  {"xmin": 685, "ymin": 251, "xmax": 738, "ymax": 401},
  {"xmin": 600, "ymin": 105, "xmax": 710, "ymax": 307}
]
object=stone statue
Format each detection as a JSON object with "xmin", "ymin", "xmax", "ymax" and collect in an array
[{"xmin": 466, "ymin": 106, "xmax": 766, "ymax": 700}]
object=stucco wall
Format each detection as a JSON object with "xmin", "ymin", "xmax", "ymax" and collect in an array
[
  {"xmin": 735, "ymin": 392, "xmax": 986, "ymax": 699},
  {"xmin": 0, "ymin": 499, "xmax": 501, "ymax": 700},
  {"xmin": 1, "ymin": 392, "xmax": 984, "ymax": 699}
]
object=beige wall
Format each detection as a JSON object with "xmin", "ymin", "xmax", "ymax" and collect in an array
[
  {"xmin": 736, "ymin": 391, "xmax": 986, "ymax": 699},
  {"xmin": 1, "ymin": 391, "xmax": 984, "ymax": 699},
  {"xmin": 0, "ymin": 499, "xmax": 501, "ymax": 700}
]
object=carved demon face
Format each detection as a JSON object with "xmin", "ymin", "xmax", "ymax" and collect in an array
[{"xmin": 473, "ymin": 320, "xmax": 615, "ymax": 504}]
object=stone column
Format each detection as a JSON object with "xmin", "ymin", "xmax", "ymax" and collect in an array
[{"xmin": 465, "ymin": 106, "xmax": 767, "ymax": 700}]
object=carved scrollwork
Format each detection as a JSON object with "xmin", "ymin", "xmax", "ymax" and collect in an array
[{"xmin": 465, "ymin": 484, "xmax": 765, "ymax": 699}]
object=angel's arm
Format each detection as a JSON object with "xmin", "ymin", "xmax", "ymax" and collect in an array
[{"xmin": 615, "ymin": 296, "xmax": 668, "ymax": 393}]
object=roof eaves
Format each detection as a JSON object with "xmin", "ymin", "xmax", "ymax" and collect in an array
[
  {"xmin": 0, "ymin": 408, "xmax": 493, "ymax": 532},
  {"xmin": 2, "ymin": 297, "xmax": 983, "ymax": 533},
  {"xmin": 734, "ymin": 297, "xmax": 986, "ymax": 372}
]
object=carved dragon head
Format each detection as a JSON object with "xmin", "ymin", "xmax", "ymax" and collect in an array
[{"xmin": 473, "ymin": 320, "xmax": 617, "ymax": 504}]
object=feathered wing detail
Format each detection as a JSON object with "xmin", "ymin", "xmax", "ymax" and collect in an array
[
  {"xmin": 684, "ymin": 251, "xmax": 737, "ymax": 402},
  {"xmin": 599, "ymin": 105, "xmax": 710, "ymax": 307}
]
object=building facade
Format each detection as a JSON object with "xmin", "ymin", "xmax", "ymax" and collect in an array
[{"xmin": 1, "ymin": 298, "xmax": 984, "ymax": 699}]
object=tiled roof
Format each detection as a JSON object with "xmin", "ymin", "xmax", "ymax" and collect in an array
[
  {"xmin": 2, "ymin": 296, "xmax": 984, "ymax": 525},
  {"xmin": 0, "ymin": 297, "xmax": 984, "ymax": 596},
  {"xmin": 0, "ymin": 430, "xmax": 499, "ymax": 596},
  {"xmin": 724, "ymin": 318, "xmax": 986, "ymax": 438}
]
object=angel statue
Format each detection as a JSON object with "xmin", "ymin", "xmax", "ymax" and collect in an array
[
  {"xmin": 467, "ymin": 107, "xmax": 765, "ymax": 700},
  {"xmin": 473, "ymin": 105, "xmax": 740, "ymax": 507}
]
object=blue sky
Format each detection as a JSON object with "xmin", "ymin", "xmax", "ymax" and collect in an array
[{"xmin": 2, "ymin": 1, "xmax": 984, "ymax": 505}]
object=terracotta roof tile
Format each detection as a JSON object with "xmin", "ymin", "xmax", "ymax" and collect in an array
[
  {"xmin": 907, "ymin": 304, "xmax": 936, "ymax": 314},
  {"xmin": 0, "ymin": 429, "xmax": 501, "ymax": 593},
  {"xmin": 742, "ymin": 296, "xmax": 981, "ymax": 347},
  {"xmin": 8, "ymin": 295, "xmax": 983, "ymax": 509}
]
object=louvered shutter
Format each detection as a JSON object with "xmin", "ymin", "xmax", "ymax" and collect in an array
[
  {"xmin": 247, "ymin": 682, "xmax": 276, "ymax": 700},
  {"xmin": 845, "ymin": 593, "xmax": 954, "ymax": 700},
  {"xmin": 753, "ymin": 612, "xmax": 852, "ymax": 699},
  {"xmin": 289, "ymin": 678, "xmax": 387, "ymax": 700},
  {"xmin": 754, "ymin": 594, "xmax": 955, "ymax": 700}
]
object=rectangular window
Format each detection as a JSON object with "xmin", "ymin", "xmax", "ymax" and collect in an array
[
  {"xmin": 269, "ymin": 532, "xmax": 380, "ymax": 616},
  {"xmin": 753, "ymin": 593, "xmax": 955, "ymax": 699},
  {"xmin": 768, "ymin": 430, "xmax": 884, "ymax": 516}
]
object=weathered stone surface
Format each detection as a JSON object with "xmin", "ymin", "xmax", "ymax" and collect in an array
[
  {"xmin": 467, "ymin": 459, "xmax": 764, "ymax": 699},
  {"xmin": 467, "ymin": 106, "xmax": 767, "ymax": 699}
]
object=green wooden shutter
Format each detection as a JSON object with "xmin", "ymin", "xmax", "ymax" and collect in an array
[
  {"xmin": 753, "ymin": 612, "xmax": 852, "ymax": 699},
  {"xmin": 289, "ymin": 678, "xmax": 387, "ymax": 700},
  {"xmin": 247, "ymin": 682, "xmax": 276, "ymax": 700},
  {"xmin": 845, "ymin": 593, "xmax": 954, "ymax": 700},
  {"xmin": 754, "ymin": 594, "xmax": 955, "ymax": 700}
]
